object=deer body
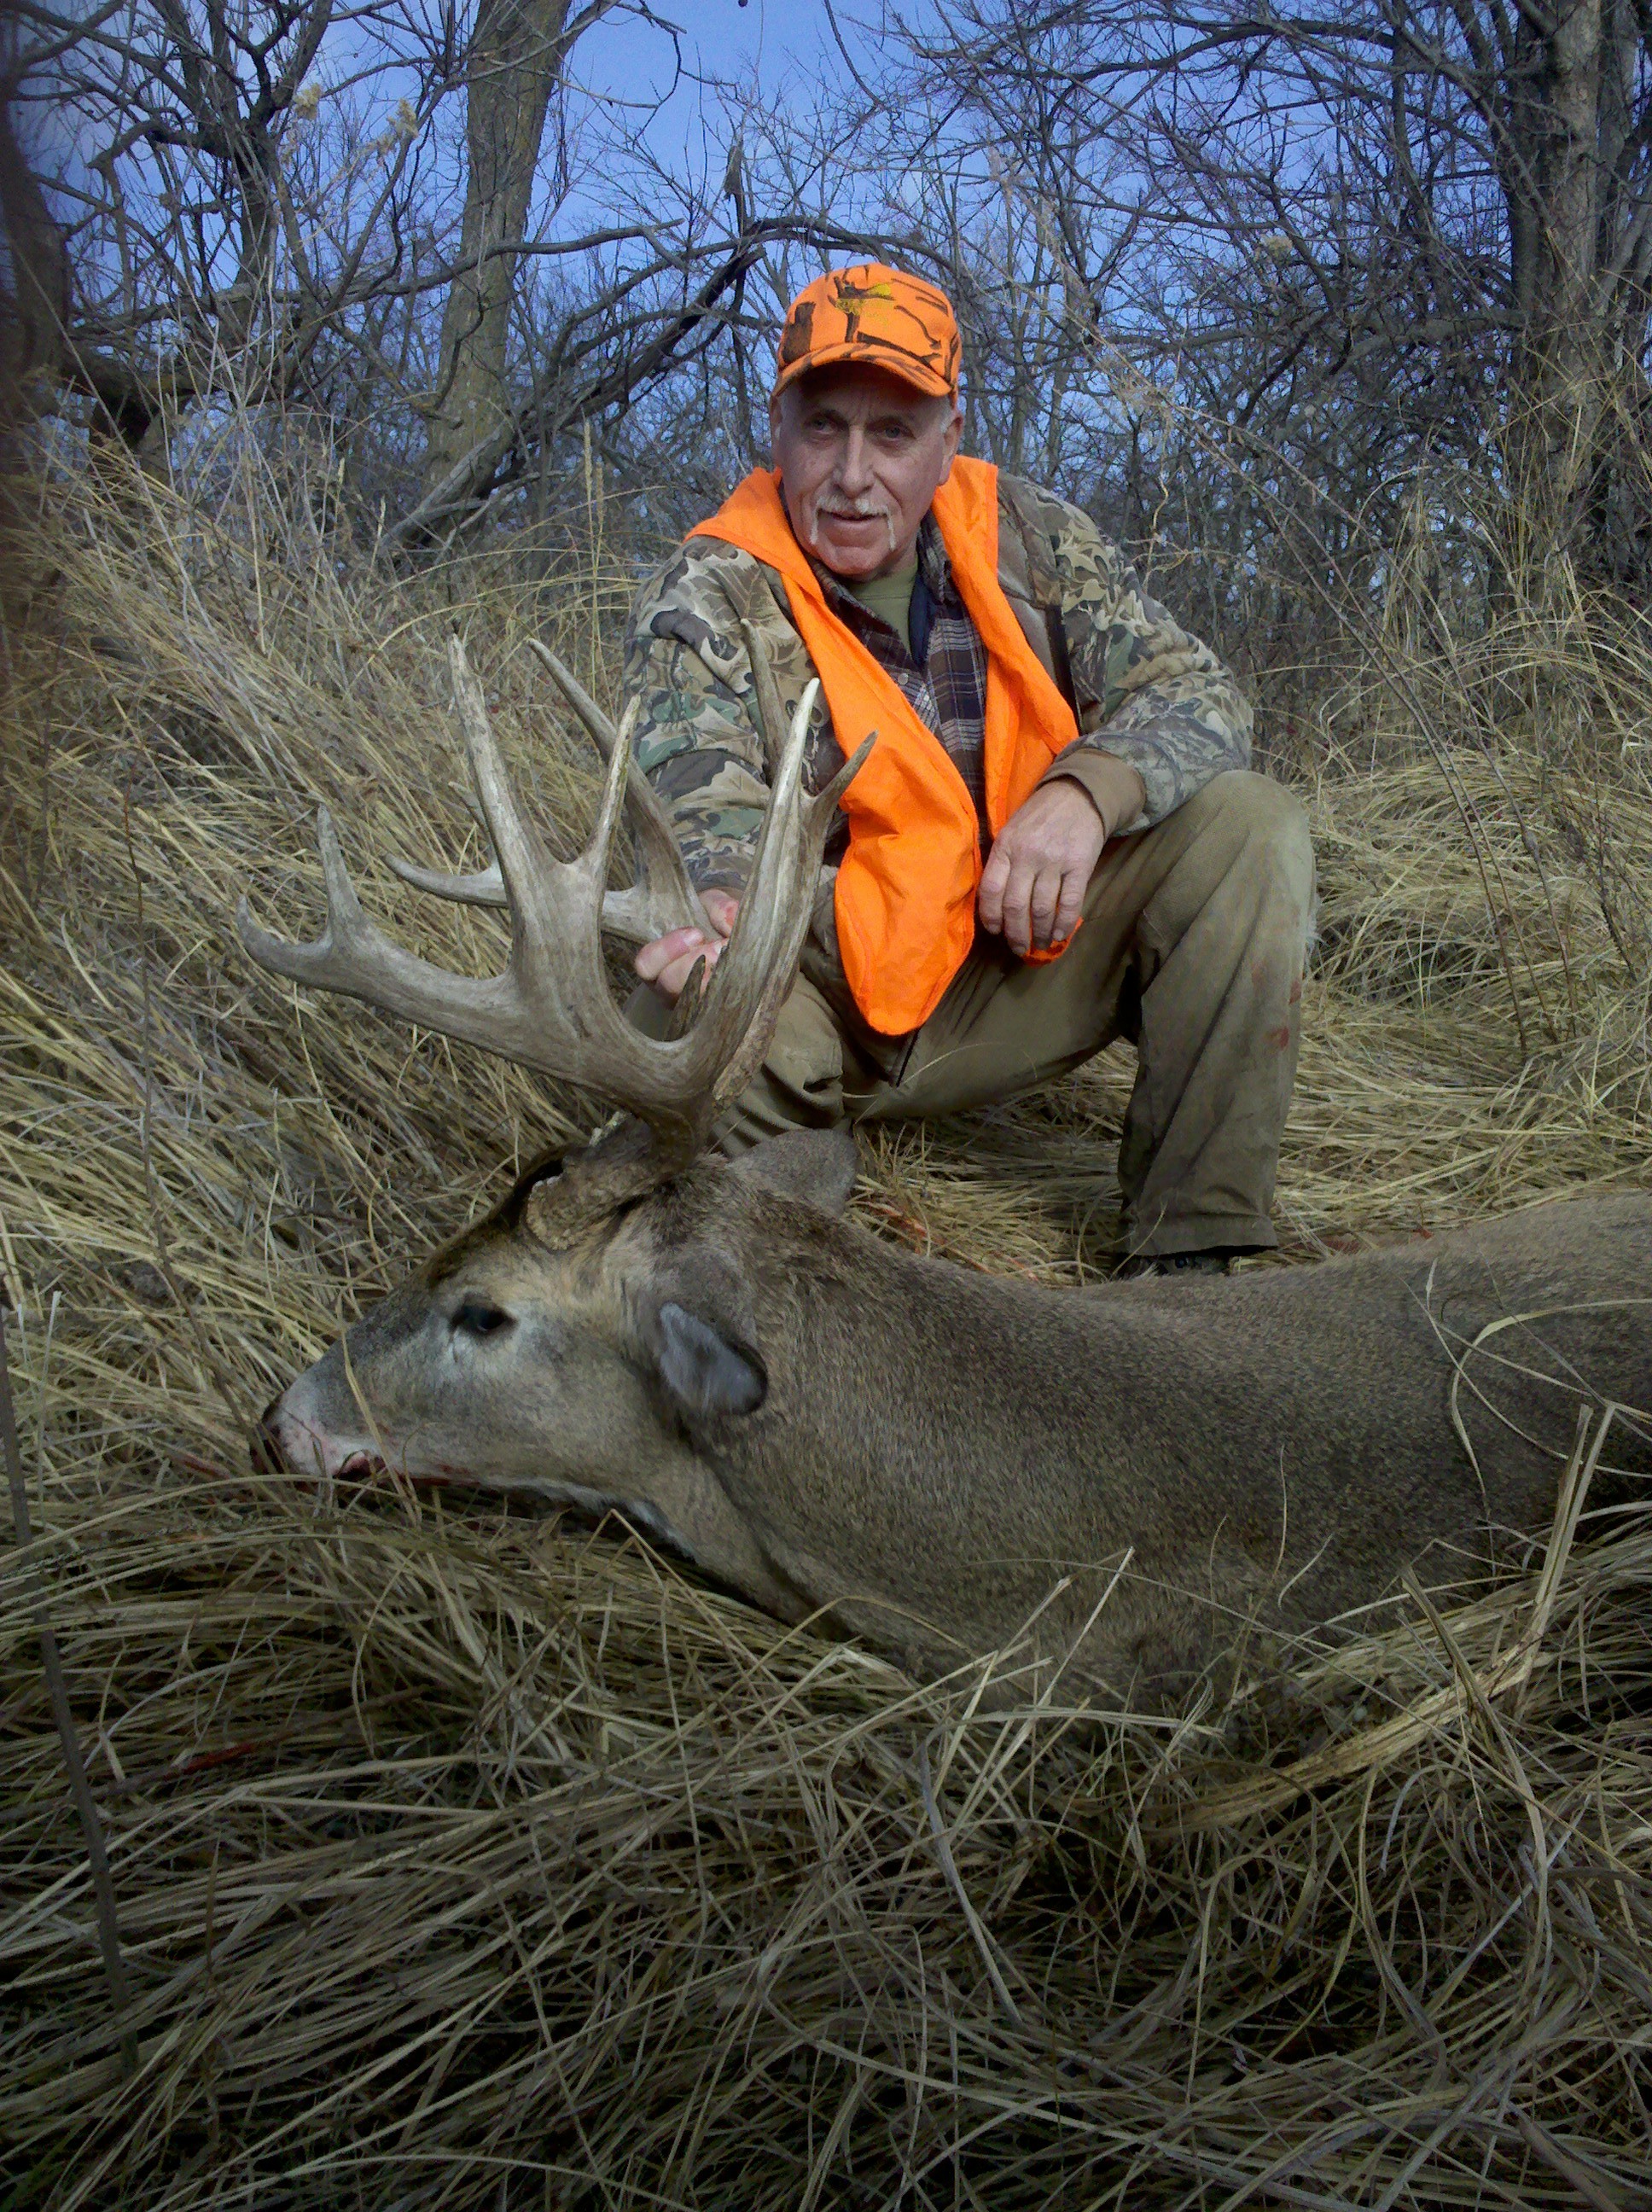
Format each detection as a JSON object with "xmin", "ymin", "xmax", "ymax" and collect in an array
[
  {"xmin": 683, "ymin": 1182, "xmax": 1651, "ymax": 1688},
  {"xmin": 268, "ymin": 1134, "xmax": 1652, "ymax": 1697},
  {"xmin": 244, "ymin": 639, "xmax": 1652, "ymax": 1700}
]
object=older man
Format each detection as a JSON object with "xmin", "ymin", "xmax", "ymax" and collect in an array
[{"xmin": 623, "ymin": 265, "xmax": 1313, "ymax": 1271}]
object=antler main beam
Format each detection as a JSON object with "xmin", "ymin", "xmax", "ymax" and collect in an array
[{"xmin": 237, "ymin": 636, "xmax": 870, "ymax": 1167}]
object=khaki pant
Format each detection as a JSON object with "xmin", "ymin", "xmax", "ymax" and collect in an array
[{"xmin": 637, "ymin": 771, "xmax": 1316, "ymax": 1257}]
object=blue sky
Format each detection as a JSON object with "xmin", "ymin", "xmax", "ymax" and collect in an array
[
  {"xmin": 574, "ymin": 2, "xmax": 864, "ymax": 103},
  {"xmin": 566, "ymin": 1, "xmax": 884, "ymax": 175}
]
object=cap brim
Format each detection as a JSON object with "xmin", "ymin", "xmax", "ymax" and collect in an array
[{"xmin": 771, "ymin": 341, "xmax": 956, "ymax": 402}]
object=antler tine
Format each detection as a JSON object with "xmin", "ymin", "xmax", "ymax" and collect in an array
[
  {"xmin": 525, "ymin": 639, "xmax": 621, "ymax": 760},
  {"xmin": 713, "ymin": 736, "xmax": 873, "ymax": 1109},
  {"xmin": 236, "ymin": 805, "xmax": 525, "ymax": 1048},
  {"xmin": 388, "ymin": 854, "xmax": 508, "ymax": 908},
  {"xmin": 386, "ymin": 678, "xmax": 698, "ymax": 946},
  {"xmin": 670, "ymin": 668, "xmax": 874, "ymax": 1118},
  {"xmin": 240, "ymin": 644, "xmax": 695, "ymax": 1126},
  {"xmin": 528, "ymin": 639, "xmax": 707, "ymax": 944},
  {"xmin": 236, "ymin": 804, "xmax": 369, "ymax": 987},
  {"xmin": 445, "ymin": 636, "xmax": 565, "ymax": 929},
  {"xmin": 739, "ymin": 618, "xmax": 790, "ymax": 774}
]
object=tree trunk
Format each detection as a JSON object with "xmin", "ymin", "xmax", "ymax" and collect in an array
[
  {"xmin": 1502, "ymin": 0, "xmax": 1608, "ymax": 578},
  {"xmin": 418, "ymin": 0, "xmax": 608, "ymax": 527},
  {"xmin": 0, "ymin": 102, "xmax": 68, "ymax": 417}
]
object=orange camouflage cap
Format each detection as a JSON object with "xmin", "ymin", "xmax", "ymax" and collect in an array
[{"xmin": 773, "ymin": 264, "xmax": 962, "ymax": 402}]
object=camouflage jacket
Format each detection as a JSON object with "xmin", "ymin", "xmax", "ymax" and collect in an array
[{"xmin": 620, "ymin": 473, "xmax": 1253, "ymax": 897}]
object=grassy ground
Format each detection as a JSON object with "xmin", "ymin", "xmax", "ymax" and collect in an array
[{"xmin": 3, "ymin": 454, "xmax": 1651, "ymax": 2209}]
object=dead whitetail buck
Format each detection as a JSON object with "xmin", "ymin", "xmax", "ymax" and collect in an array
[{"xmin": 244, "ymin": 637, "xmax": 1652, "ymax": 1703}]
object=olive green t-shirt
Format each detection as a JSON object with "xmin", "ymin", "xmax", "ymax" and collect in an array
[{"xmin": 839, "ymin": 549, "xmax": 919, "ymax": 655}]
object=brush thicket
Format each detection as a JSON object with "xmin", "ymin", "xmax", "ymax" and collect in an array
[{"xmin": 2, "ymin": 450, "xmax": 1649, "ymax": 2209}]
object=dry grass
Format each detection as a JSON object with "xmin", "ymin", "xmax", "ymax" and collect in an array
[{"xmin": 3, "ymin": 453, "xmax": 1651, "ymax": 2209}]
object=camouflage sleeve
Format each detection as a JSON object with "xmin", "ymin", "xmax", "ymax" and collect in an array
[
  {"xmin": 1006, "ymin": 480, "xmax": 1254, "ymax": 828},
  {"xmin": 620, "ymin": 538, "xmax": 836, "ymax": 894}
]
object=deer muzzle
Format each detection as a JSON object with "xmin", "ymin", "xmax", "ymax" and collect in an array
[{"xmin": 257, "ymin": 1359, "xmax": 392, "ymax": 1484}]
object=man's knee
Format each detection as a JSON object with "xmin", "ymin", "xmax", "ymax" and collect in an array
[
  {"xmin": 627, "ymin": 975, "xmax": 847, "ymax": 1155},
  {"xmin": 1186, "ymin": 767, "xmax": 1309, "ymax": 847},
  {"xmin": 713, "ymin": 976, "xmax": 851, "ymax": 1155},
  {"xmin": 1178, "ymin": 771, "xmax": 1314, "ymax": 909}
]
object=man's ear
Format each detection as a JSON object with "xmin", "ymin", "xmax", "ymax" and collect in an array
[
  {"xmin": 727, "ymin": 1126, "xmax": 858, "ymax": 1214},
  {"xmin": 654, "ymin": 1301, "xmax": 767, "ymax": 1418}
]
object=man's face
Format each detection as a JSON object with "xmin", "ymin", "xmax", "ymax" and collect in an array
[{"xmin": 770, "ymin": 365, "xmax": 963, "ymax": 580}]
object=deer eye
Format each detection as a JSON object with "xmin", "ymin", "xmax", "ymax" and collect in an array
[{"xmin": 452, "ymin": 1299, "xmax": 514, "ymax": 1340}]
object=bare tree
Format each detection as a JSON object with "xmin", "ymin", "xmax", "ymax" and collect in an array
[
  {"xmin": 894, "ymin": 0, "xmax": 1652, "ymax": 587},
  {"xmin": 13, "ymin": 0, "xmax": 875, "ymax": 537},
  {"xmin": 47, "ymin": 0, "xmax": 1636, "ymax": 610},
  {"xmin": 416, "ymin": 0, "xmax": 616, "ymax": 525},
  {"xmin": 0, "ymin": 89, "xmax": 67, "ymax": 419},
  {"xmin": 19, "ymin": 0, "xmax": 441, "ymax": 458}
]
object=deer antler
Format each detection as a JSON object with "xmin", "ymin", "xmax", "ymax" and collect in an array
[
  {"xmin": 386, "ymin": 647, "xmax": 713, "ymax": 949},
  {"xmin": 237, "ymin": 636, "xmax": 870, "ymax": 1169}
]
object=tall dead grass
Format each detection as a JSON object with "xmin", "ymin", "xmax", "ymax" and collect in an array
[{"xmin": 2, "ymin": 450, "xmax": 1650, "ymax": 2208}]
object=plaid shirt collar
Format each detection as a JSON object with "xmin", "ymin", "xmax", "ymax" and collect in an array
[{"xmin": 809, "ymin": 514, "xmax": 990, "ymax": 831}]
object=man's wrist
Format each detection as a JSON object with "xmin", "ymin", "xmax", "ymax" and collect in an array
[{"xmin": 1041, "ymin": 754, "xmax": 1147, "ymax": 841}]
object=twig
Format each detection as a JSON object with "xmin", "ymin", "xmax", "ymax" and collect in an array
[
  {"xmin": 1, "ymin": 1302, "xmax": 138, "ymax": 2077},
  {"xmin": 1512, "ymin": 1400, "xmax": 1619, "ymax": 1717}
]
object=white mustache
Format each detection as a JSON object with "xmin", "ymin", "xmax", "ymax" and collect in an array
[{"xmin": 804, "ymin": 497, "xmax": 899, "ymax": 556}]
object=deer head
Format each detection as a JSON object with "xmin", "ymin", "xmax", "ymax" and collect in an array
[{"xmin": 243, "ymin": 635, "xmax": 870, "ymax": 1552}]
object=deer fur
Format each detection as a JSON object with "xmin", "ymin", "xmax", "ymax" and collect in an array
[{"xmin": 265, "ymin": 1126, "xmax": 1652, "ymax": 1702}]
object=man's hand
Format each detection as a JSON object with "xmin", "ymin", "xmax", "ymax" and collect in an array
[
  {"xmin": 635, "ymin": 888, "xmax": 741, "ymax": 1004},
  {"xmin": 978, "ymin": 762, "xmax": 1144, "ymax": 955}
]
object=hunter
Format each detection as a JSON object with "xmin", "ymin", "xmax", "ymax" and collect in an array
[{"xmin": 622, "ymin": 265, "xmax": 1314, "ymax": 1272}]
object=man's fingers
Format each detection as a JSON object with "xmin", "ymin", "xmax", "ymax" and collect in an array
[
  {"xmin": 637, "ymin": 893, "xmax": 741, "ymax": 1004},
  {"xmin": 647, "ymin": 937, "xmax": 726, "ymax": 1004},
  {"xmin": 1027, "ymin": 864, "xmax": 1067, "ymax": 951},
  {"xmin": 998, "ymin": 859, "xmax": 1036, "ymax": 956},
  {"xmin": 1052, "ymin": 865, "xmax": 1088, "ymax": 946},
  {"xmin": 980, "ymin": 786, "xmax": 1109, "ymax": 952},
  {"xmin": 661, "ymin": 939, "xmax": 724, "ymax": 998},
  {"xmin": 635, "ymin": 925, "xmax": 710, "ymax": 987},
  {"xmin": 977, "ymin": 844, "xmax": 1010, "ymax": 935}
]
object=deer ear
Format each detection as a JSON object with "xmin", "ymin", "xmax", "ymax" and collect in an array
[
  {"xmin": 654, "ymin": 1301, "xmax": 767, "ymax": 1418},
  {"xmin": 728, "ymin": 1126, "xmax": 858, "ymax": 1214}
]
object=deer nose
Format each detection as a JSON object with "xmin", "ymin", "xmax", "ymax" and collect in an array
[{"xmin": 251, "ymin": 1398, "xmax": 288, "ymax": 1476}]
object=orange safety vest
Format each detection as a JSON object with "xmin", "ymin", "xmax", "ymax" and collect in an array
[{"xmin": 689, "ymin": 456, "xmax": 1079, "ymax": 1035}]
